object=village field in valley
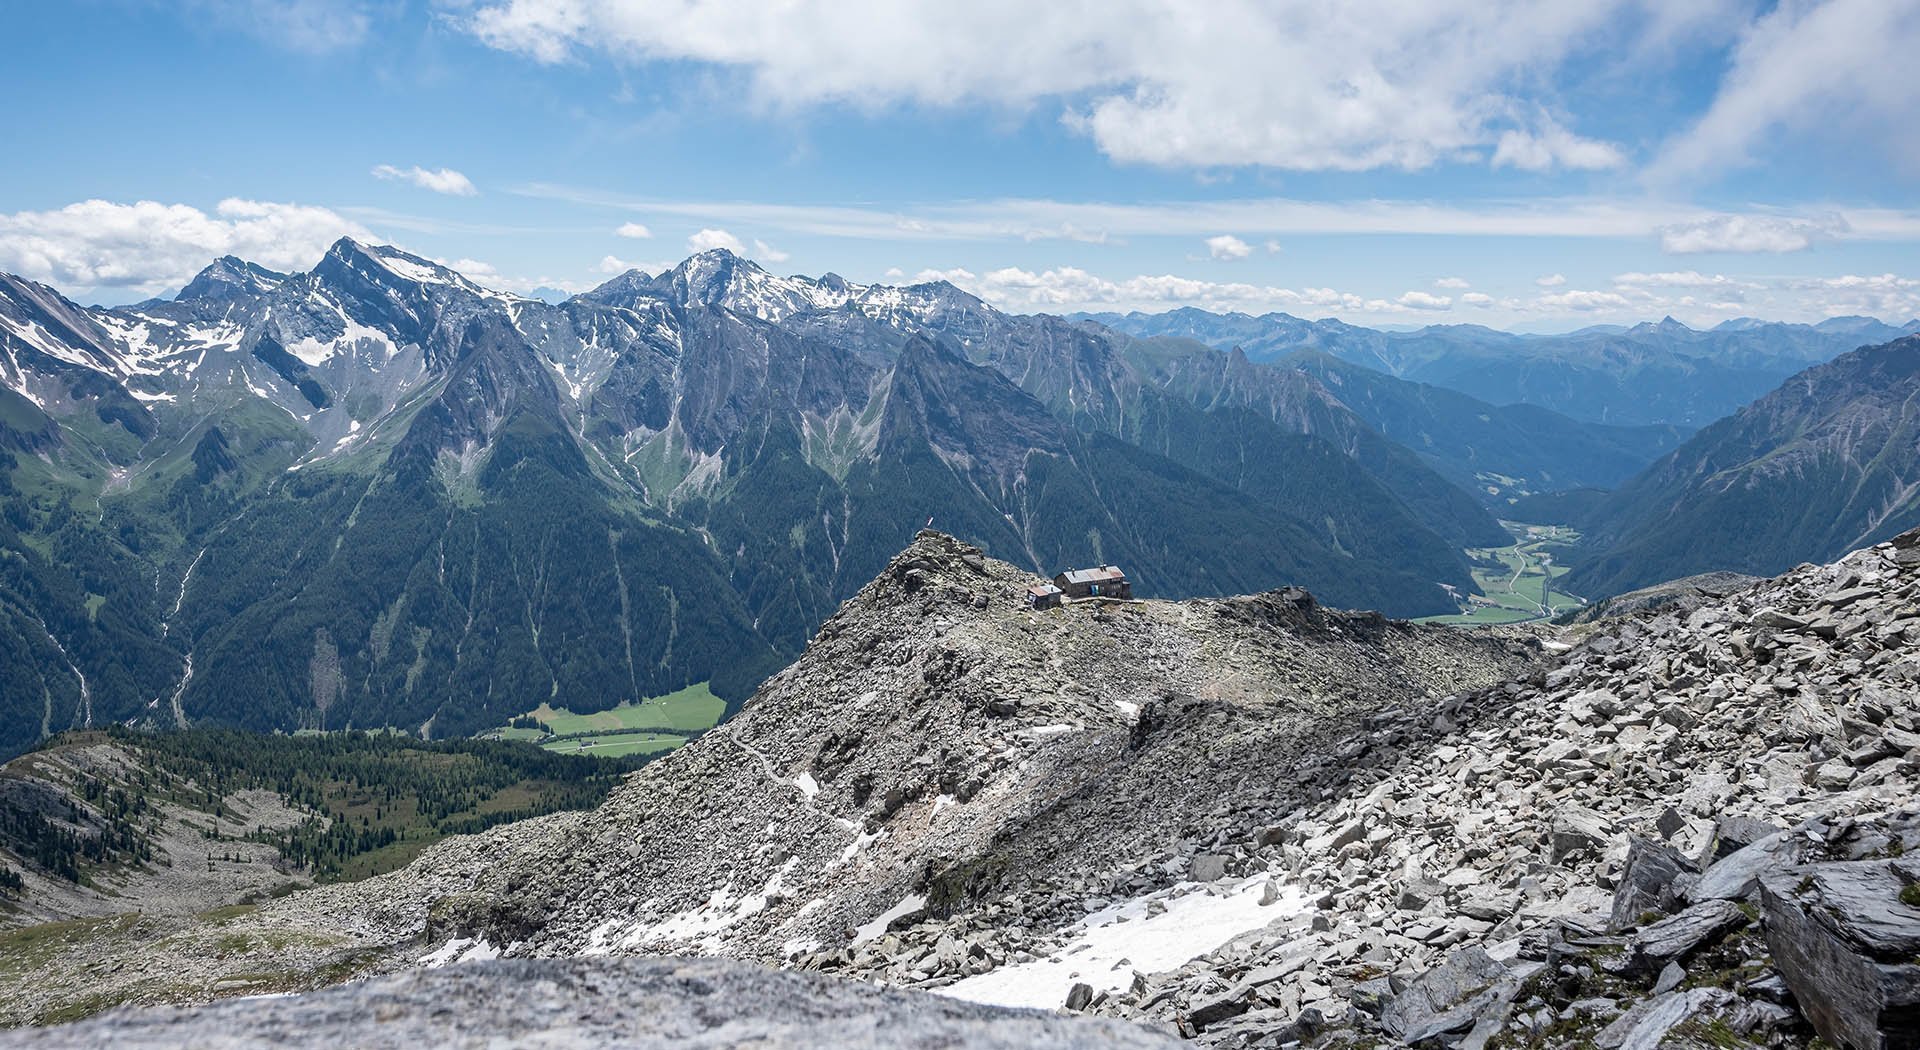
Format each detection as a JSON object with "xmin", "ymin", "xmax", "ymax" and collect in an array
[
  {"xmin": 484, "ymin": 682, "xmax": 728, "ymax": 758},
  {"xmin": 1420, "ymin": 522, "xmax": 1586, "ymax": 626}
]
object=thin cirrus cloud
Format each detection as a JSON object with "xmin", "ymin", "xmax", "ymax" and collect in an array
[
  {"xmin": 1648, "ymin": 0, "xmax": 1920, "ymax": 181},
  {"xmin": 190, "ymin": 0, "xmax": 371, "ymax": 54},
  {"xmin": 515, "ymin": 183, "xmax": 1920, "ymax": 255},
  {"xmin": 372, "ymin": 165, "xmax": 479, "ymax": 197}
]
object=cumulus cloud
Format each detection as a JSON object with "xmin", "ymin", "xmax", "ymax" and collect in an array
[
  {"xmin": 1205, "ymin": 234, "xmax": 1252, "ymax": 260},
  {"xmin": 615, "ymin": 222, "xmax": 654, "ymax": 238},
  {"xmin": 1793, "ymin": 273, "xmax": 1920, "ymax": 319},
  {"xmin": 687, "ymin": 228, "xmax": 748, "ymax": 254},
  {"xmin": 458, "ymin": 0, "xmax": 1655, "ymax": 172},
  {"xmin": 1434, "ymin": 277, "xmax": 1471, "ymax": 289},
  {"xmin": 1491, "ymin": 117, "xmax": 1627, "ymax": 172},
  {"xmin": 753, "ymin": 239, "xmax": 790, "ymax": 263},
  {"xmin": 1658, "ymin": 213, "xmax": 1846, "ymax": 254},
  {"xmin": 1396, "ymin": 291, "xmax": 1452, "ymax": 310},
  {"xmin": 1460, "ymin": 292, "xmax": 1495, "ymax": 307},
  {"xmin": 1536, "ymin": 273, "xmax": 1567, "ymax": 287},
  {"xmin": 372, "ymin": 165, "xmax": 479, "ymax": 196},
  {"xmin": 0, "ymin": 197, "xmax": 372, "ymax": 297}
]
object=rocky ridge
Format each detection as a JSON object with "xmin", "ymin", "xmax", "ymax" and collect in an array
[
  {"xmin": 0, "ymin": 531, "xmax": 1537, "ymax": 1025},
  {"xmin": 1020, "ymin": 530, "xmax": 1920, "ymax": 1048},
  {"xmin": 7, "ymin": 530, "xmax": 1920, "ymax": 1048}
]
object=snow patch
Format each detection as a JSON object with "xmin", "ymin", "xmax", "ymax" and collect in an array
[
  {"xmin": 852, "ymin": 893, "xmax": 926, "ymax": 947},
  {"xmin": 419, "ymin": 937, "xmax": 501, "ymax": 969},
  {"xmin": 1024, "ymin": 723, "xmax": 1078, "ymax": 738},
  {"xmin": 1112, "ymin": 700, "xmax": 1140, "ymax": 720},
  {"xmin": 939, "ymin": 875, "xmax": 1307, "ymax": 1010},
  {"xmin": 792, "ymin": 771, "xmax": 820, "ymax": 800}
]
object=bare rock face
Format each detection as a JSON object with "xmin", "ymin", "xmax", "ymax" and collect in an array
[
  {"xmin": 0, "ymin": 958, "xmax": 1183, "ymax": 1050},
  {"xmin": 1760, "ymin": 859, "xmax": 1920, "ymax": 1050}
]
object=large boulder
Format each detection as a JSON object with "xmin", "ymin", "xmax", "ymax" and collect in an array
[
  {"xmin": 1759, "ymin": 859, "xmax": 1920, "ymax": 1050},
  {"xmin": 1380, "ymin": 946, "xmax": 1522, "ymax": 1046},
  {"xmin": 0, "ymin": 957, "xmax": 1186, "ymax": 1050},
  {"xmin": 1692, "ymin": 831, "xmax": 1808, "ymax": 902},
  {"xmin": 1609, "ymin": 837, "xmax": 1699, "ymax": 932},
  {"xmin": 1602, "ymin": 899, "xmax": 1749, "ymax": 977}
]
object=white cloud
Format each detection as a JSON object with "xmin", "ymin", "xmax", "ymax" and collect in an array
[
  {"xmin": 753, "ymin": 239, "xmax": 790, "ymax": 263},
  {"xmin": 1658, "ymin": 213, "xmax": 1846, "ymax": 254},
  {"xmin": 923, "ymin": 264, "xmax": 1460, "ymax": 319},
  {"xmin": 597, "ymin": 253, "xmax": 674, "ymax": 276},
  {"xmin": 522, "ymin": 183, "xmax": 1920, "ymax": 248},
  {"xmin": 615, "ymin": 222, "xmax": 654, "ymax": 239},
  {"xmin": 461, "ymin": 0, "xmax": 1659, "ymax": 172},
  {"xmin": 1536, "ymin": 273, "xmax": 1567, "ymax": 287},
  {"xmin": 372, "ymin": 165, "xmax": 479, "ymax": 196},
  {"xmin": 1264, "ymin": 239, "xmax": 1283, "ymax": 254},
  {"xmin": 687, "ymin": 228, "xmax": 748, "ymax": 254},
  {"xmin": 1434, "ymin": 276, "xmax": 1471, "ymax": 289},
  {"xmin": 1396, "ymin": 291, "xmax": 1453, "ymax": 310},
  {"xmin": 906, "ymin": 260, "xmax": 1920, "ymax": 325},
  {"xmin": 1793, "ymin": 273, "xmax": 1920, "ymax": 319},
  {"xmin": 0, "ymin": 198, "xmax": 371, "ymax": 297},
  {"xmin": 1205, "ymin": 234, "xmax": 1252, "ymax": 260},
  {"xmin": 1491, "ymin": 117, "xmax": 1627, "ymax": 172},
  {"xmin": 1536, "ymin": 289, "xmax": 1632, "ymax": 310},
  {"xmin": 437, "ymin": 257, "xmax": 588, "ymax": 296},
  {"xmin": 1654, "ymin": 0, "xmax": 1920, "ymax": 179},
  {"xmin": 1612, "ymin": 270, "xmax": 1751, "ymax": 290}
]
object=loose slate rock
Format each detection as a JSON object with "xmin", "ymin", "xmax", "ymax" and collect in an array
[
  {"xmin": 1609, "ymin": 837, "xmax": 1698, "ymax": 932},
  {"xmin": 1381, "ymin": 946, "xmax": 1519, "ymax": 1045},
  {"xmin": 1760, "ymin": 860, "xmax": 1920, "ymax": 1050},
  {"xmin": 0, "ymin": 958, "xmax": 1185, "ymax": 1050},
  {"xmin": 1604, "ymin": 898, "xmax": 1749, "ymax": 976}
]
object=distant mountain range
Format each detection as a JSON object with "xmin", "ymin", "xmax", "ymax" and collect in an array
[
  {"xmin": 1562, "ymin": 334, "xmax": 1920, "ymax": 597},
  {"xmin": 0, "ymin": 244, "xmax": 1544, "ymax": 756},
  {"xmin": 10, "ymin": 243, "xmax": 1891, "ymax": 757},
  {"xmin": 1087, "ymin": 307, "xmax": 1920, "ymax": 427}
]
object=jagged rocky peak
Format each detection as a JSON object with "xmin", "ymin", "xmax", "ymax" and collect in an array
[
  {"xmin": 175, "ymin": 255, "xmax": 287, "ymax": 303},
  {"xmin": 578, "ymin": 266, "xmax": 658, "ymax": 306}
]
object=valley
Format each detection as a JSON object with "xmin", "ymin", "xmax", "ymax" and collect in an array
[
  {"xmin": 1423, "ymin": 522, "xmax": 1585, "ymax": 625},
  {"xmin": 484, "ymin": 681, "xmax": 729, "ymax": 758}
]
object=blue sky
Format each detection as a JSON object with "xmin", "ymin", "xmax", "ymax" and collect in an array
[{"xmin": 5, "ymin": 0, "xmax": 1918, "ymax": 329}]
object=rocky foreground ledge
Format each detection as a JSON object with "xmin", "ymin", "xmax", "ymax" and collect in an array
[{"xmin": 0, "ymin": 957, "xmax": 1181, "ymax": 1050}]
